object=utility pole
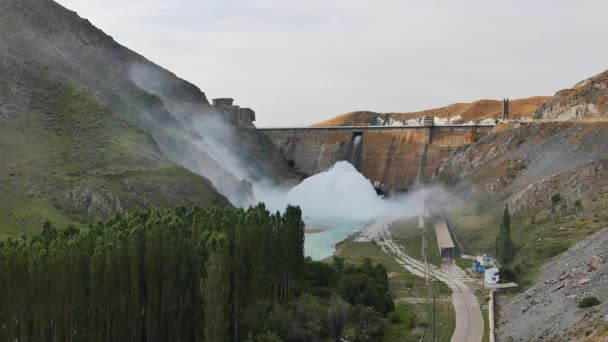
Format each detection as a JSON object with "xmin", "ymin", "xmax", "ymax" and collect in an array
[{"xmin": 433, "ymin": 294, "xmax": 436, "ymax": 342}]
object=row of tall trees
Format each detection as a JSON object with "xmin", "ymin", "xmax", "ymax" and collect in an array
[
  {"xmin": 0, "ymin": 204, "xmax": 394, "ymax": 341},
  {"xmin": 0, "ymin": 204, "xmax": 305, "ymax": 341}
]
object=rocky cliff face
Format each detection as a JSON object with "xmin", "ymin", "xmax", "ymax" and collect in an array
[
  {"xmin": 440, "ymin": 122, "xmax": 608, "ymax": 216},
  {"xmin": 534, "ymin": 70, "xmax": 608, "ymax": 120},
  {"xmin": 0, "ymin": 0, "xmax": 293, "ymax": 232}
]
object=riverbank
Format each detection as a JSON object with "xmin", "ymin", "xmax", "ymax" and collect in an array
[{"xmin": 304, "ymin": 226, "xmax": 328, "ymax": 234}]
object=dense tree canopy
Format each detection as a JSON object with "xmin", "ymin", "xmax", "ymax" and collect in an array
[{"xmin": 0, "ymin": 204, "xmax": 393, "ymax": 341}]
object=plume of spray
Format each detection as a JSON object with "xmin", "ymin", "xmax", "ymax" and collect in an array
[
  {"xmin": 126, "ymin": 63, "xmax": 445, "ymax": 228},
  {"xmin": 258, "ymin": 161, "xmax": 433, "ymax": 221},
  {"xmin": 127, "ymin": 63, "xmax": 267, "ymax": 205}
]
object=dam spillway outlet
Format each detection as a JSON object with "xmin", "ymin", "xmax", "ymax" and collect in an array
[
  {"xmin": 346, "ymin": 132, "xmax": 363, "ymax": 168},
  {"xmin": 260, "ymin": 125, "xmax": 494, "ymax": 192}
]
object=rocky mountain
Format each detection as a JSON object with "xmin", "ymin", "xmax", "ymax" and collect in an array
[
  {"xmin": 534, "ymin": 69, "xmax": 608, "ymax": 120},
  {"xmin": 438, "ymin": 119, "xmax": 608, "ymax": 338},
  {"xmin": 497, "ymin": 227, "xmax": 608, "ymax": 341},
  {"xmin": 440, "ymin": 121, "xmax": 608, "ymax": 216},
  {"xmin": 0, "ymin": 0, "xmax": 293, "ymax": 235},
  {"xmin": 312, "ymin": 96, "xmax": 549, "ymax": 127}
]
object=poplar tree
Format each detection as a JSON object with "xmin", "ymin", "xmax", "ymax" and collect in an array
[
  {"xmin": 202, "ymin": 232, "xmax": 230, "ymax": 342},
  {"xmin": 495, "ymin": 204, "xmax": 514, "ymax": 264}
]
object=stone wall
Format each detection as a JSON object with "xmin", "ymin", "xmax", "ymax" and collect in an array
[{"xmin": 260, "ymin": 125, "xmax": 493, "ymax": 191}]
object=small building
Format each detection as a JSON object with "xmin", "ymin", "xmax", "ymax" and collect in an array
[
  {"xmin": 484, "ymin": 268, "xmax": 500, "ymax": 285},
  {"xmin": 435, "ymin": 221, "xmax": 455, "ymax": 258},
  {"xmin": 477, "ymin": 254, "xmax": 493, "ymax": 268},
  {"xmin": 422, "ymin": 116, "xmax": 435, "ymax": 126},
  {"xmin": 211, "ymin": 98, "xmax": 256, "ymax": 127}
]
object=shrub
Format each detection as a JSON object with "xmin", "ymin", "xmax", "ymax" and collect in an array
[
  {"xmin": 498, "ymin": 267, "xmax": 517, "ymax": 283},
  {"xmin": 578, "ymin": 296, "xmax": 601, "ymax": 309},
  {"xmin": 287, "ymin": 159, "xmax": 295, "ymax": 168},
  {"xmin": 388, "ymin": 311, "xmax": 401, "ymax": 323}
]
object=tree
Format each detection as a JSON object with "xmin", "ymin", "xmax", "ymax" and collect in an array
[
  {"xmin": 495, "ymin": 204, "xmax": 514, "ymax": 264},
  {"xmin": 202, "ymin": 232, "xmax": 230, "ymax": 342}
]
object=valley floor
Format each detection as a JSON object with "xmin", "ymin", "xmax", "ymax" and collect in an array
[{"xmin": 337, "ymin": 217, "xmax": 485, "ymax": 341}]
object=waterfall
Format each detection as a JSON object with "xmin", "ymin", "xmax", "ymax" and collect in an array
[{"xmin": 346, "ymin": 134, "xmax": 362, "ymax": 167}]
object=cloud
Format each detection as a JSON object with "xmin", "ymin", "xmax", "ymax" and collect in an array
[{"xmin": 57, "ymin": 0, "xmax": 608, "ymax": 127}]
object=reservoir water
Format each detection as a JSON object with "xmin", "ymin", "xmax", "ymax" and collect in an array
[{"xmin": 304, "ymin": 217, "xmax": 369, "ymax": 260}]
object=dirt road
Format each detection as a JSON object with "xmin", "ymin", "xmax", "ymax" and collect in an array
[{"xmin": 356, "ymin": 219, "xmax": 484, "ymax": 342}]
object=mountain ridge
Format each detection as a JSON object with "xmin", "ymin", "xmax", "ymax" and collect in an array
[
  {"xmin": 0, "ymin": 0, "xmax": 293, "ymax": 234},
  {"xmin": 312, "ymin": 96, "xmax": 549, "ymax": 127}
]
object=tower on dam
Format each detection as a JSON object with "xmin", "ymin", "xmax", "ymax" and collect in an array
[
  {"xmin": 502, "ymin": 98, "xmax": 510, "ymax": 121},
  {"xmin": 212, "ymin": 98, "xmax": 256, "ymax": 128}
]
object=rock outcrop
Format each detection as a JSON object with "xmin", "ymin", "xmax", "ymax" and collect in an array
[
  {"xmin": 534, "ymin": 70, "xmax": 608, "ymax": 120},
  {"xmin": 440, "ymin": 122, "xmax": 608, "ymax": 215}
]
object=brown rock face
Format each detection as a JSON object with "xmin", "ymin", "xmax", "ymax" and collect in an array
[
  {"xmin": 440, "ymin": 122, "xmax": 608, "ymax": 214},
  {"xmin": 534, "ymin": 69, "xmax": 608, "ymax": 120}
]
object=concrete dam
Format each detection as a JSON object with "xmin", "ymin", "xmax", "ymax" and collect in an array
[{"xmin": 260, "ymin": 125, "xmax": 494, "ymax": 192}]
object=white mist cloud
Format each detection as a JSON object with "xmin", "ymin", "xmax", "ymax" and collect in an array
[{"xmin": 258, "ymin": 161, "xmax": 428, "ymax": 221}]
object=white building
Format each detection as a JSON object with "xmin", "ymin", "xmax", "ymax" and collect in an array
[
  {"xmin": 484, "ymin": 268, "xmax": 500, "ymax": 285},
  {"xmin": 477, "ymin": 254, "xmax": 493, "ymax": 267}
]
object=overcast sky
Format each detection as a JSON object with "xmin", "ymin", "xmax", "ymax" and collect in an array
[{"xmin": 57, "ymin": 0, "xmax": 608, "ymax": 127}]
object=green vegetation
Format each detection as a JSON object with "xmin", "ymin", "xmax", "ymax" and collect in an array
[
  {"xmin": 0, "ymin": 76, "xmax": 226, "ymax": 236},
  {"xmin": 414, "ymin": 301, "xmax": 456, "ymax": 342},
  {"xmin": 0, "ymin": 204, "xmax": 397, "ymax": 341},
  {"xmin": 481, "ymin": 295, "xmax": 491, "ymax": 342},
  {"xmin": 383, "ymin": 305, "xmax": 417, "ymax": 341},
  {"xmin": 454, "ymin": 257, "xmax": 473, "ymax": 270},
  {"xmin": 335, "ymin": 240, "xmax": 454, "ymax": 341},
  {"xmin": 446, "ymin": 196, "xmax": 608, "ymax": 288},
  {"xmin": 336, "ymin": 240, "xmax": 451, "ymax": 298},
  {"xmin": 578, "ymin": 296, "xmax": 601, "ymax": 309},
  {"xmin": 390, "ymin": 218, "xmax": 442, "ymax": 267},
  {"xmin": 495, "ymin": 205, "xmax": 514, "ymax": 264},
  {"xmin": 498, "ymin": 267, "xmax": 517, "ymax": 283}
]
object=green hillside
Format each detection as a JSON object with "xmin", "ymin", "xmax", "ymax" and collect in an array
[{"xmin": 0, "ymin": 74, "xmax": 228, "ymax": 237}]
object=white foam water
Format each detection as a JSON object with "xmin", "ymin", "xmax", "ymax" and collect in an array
[{"xmin": 258, "ymin": 161, "xmax": 423, "ymax": 259}]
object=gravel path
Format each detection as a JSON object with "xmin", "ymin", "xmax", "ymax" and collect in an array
[{"xmin": 357, "ymin": 218, "xmax": 484, "ymax": 342}]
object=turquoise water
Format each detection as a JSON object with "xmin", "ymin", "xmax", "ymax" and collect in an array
[{"xmin": 304, "ymin": 217, "xmax": 369, "ymax": 260}]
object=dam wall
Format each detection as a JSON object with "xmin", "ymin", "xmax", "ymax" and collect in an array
[{"xmin": 260, "ymin": 125, "xmax": 494, "ymax": 191}]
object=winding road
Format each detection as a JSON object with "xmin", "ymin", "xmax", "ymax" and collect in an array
[{"xmin": 355, "ymin": 218, "xmax": 483, "ymax": 342}]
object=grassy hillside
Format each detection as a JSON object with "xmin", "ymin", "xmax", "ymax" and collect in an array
[
  {"xmin": 312, "ymin": 96, "xmax": 549, "ymax": 127},
  {"xmin": 0, "ymin": 74, "xmax": 228, "ymax": 237}
]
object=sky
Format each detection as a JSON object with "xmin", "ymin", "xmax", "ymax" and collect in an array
[{"xmin": 57, "ymin": 0, "xmax": 608, "ymax": 127}]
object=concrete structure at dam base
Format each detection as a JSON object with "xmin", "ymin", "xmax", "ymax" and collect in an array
[{"xmin": 260, "ymin": 124, "xmax": 494, "ymax": 192}]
